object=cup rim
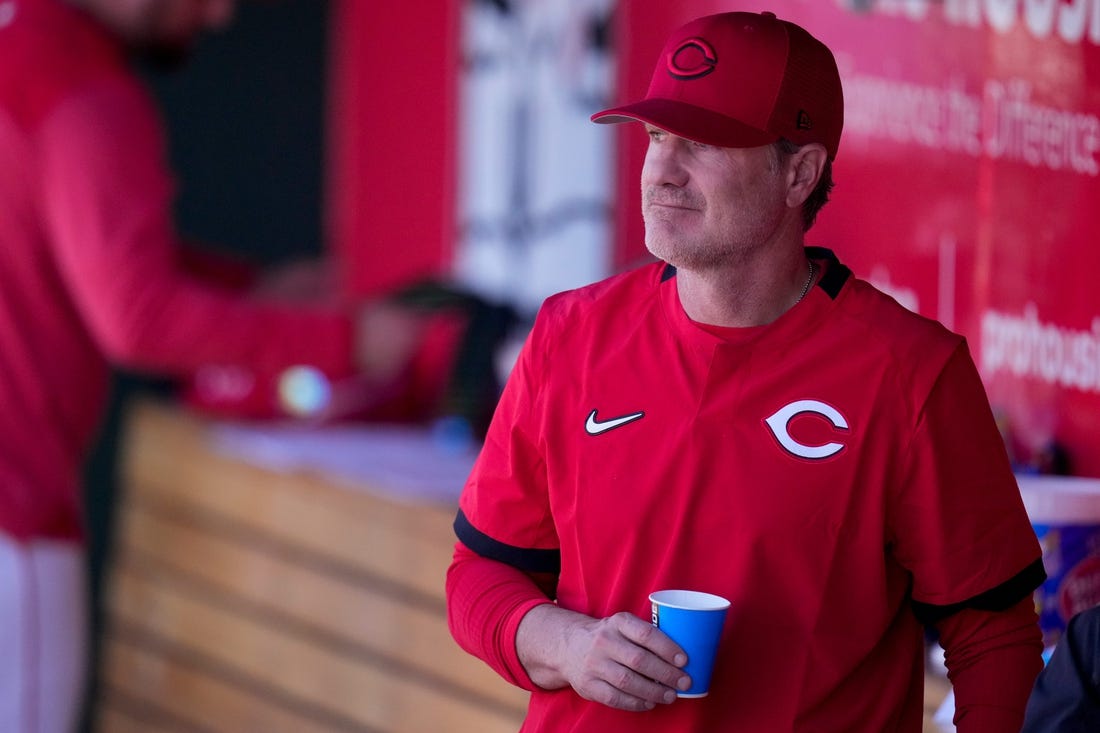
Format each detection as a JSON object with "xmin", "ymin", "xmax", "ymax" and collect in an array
[{"xmin": 649, "ymin": 589, "xmax": 731, "ymax": 611}]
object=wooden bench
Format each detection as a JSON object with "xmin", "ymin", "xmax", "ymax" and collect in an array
[{"xmin": 96, "ymin": 400, "xmax": 529, "ymax": 732}]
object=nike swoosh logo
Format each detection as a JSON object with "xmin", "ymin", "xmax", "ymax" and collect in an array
[{"xmin": 585, "ymin": 409, "xmax": 645, "ymax": 435}]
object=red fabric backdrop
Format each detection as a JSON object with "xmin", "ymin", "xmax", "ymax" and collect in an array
[{"xmin": 326, "ymin": 0, "xmax": 461, "ymax": 296}]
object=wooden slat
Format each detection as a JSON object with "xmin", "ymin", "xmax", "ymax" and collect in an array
[
  {"xmin": 120, "ymin": 401, "xmax": 457, "ymax": 601},
  {"xmin": 94, "ymin": 701, "xmax": 173, "ymax": 733},
  {"xmin": 113, "ymin": 496, "xmax": 526, "ymax": 709},
  {"xmin": 106, "ymin": 563, "xmax": 523, "ymax": 733},
  {"xmin": 104, "ymin": 399, "xmax": 529, "ymax": 732},
  {"xmin": 100, "ymin": 636, "xmax": 357, "ymax": 733}
]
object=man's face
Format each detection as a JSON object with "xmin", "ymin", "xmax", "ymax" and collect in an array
[
  {"xmin": 91, "ymin": 0, "xmax": 236, "ymax": 65},
  {"xmin": 641, "ymin": 125, "xmax": 790, "ymax": 271}
]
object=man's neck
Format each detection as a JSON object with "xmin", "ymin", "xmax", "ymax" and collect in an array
[{"xmin": 674, "ymin": 247, "xmax": 813, "ymax": 328}]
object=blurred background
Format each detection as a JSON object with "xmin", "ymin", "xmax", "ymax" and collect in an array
[
  {"xmin": 83, "ymin": 0, "xmax": 331, "ymax": 652},
  {"xmin": 76, "ymin": 0, "xmax": 1100, "ymax": 731},
  {"xmin": 80, "ymin": 0, "xmax": 332, "ymax": 725}
]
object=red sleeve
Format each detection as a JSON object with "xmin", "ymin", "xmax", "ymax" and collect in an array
[
  {"xmin": 447, "ymin": 304, "xmax": 565, "ymax": 687},
  {"xmin": 889, "ymin": 341, "xmax": 1042, "ymax": 609},
  {"xmin": 446, "ymin": 540, "xmax": 554, "ymax": 690},
  {"xmin": 936, "ymin": 596, "xmax": 1044, "ymax": 732},
  {"xmin": 36, "ymin": 76, "xmax": 355, "ymax": 414}
]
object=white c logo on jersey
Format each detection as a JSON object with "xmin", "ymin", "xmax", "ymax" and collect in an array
[{"xmin": 765, "ymin": 400, "xmax": 849, "ymax": 460}]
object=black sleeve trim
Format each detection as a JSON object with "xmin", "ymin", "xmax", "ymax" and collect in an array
[
  {"xmin": 454, "ymin": 509, "xmax": 562, "ymax": 574},
  {"xmin": 912, "ymin": 557, "xmax": 1047, "ymax": 626}
]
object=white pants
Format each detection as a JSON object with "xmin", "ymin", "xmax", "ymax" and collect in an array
[{"xmin": 0, "ymin": 535, "xmax": 87, "ymax": 733}]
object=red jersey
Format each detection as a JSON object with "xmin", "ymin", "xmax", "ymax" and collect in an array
[
  {"xmin": 0, "ymin": 0, "xmax": 357, "ymax": 541},
  {"xmin": 452, "ymin": 249, "xmax": 1044, "ymax": 731}
]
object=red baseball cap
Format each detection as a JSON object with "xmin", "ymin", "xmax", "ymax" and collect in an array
[{"xmin": 592, "ymin": 11, "xmax": 843, "ymax": 159}]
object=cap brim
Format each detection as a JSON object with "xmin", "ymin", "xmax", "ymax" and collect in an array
[{"xmin": 591, "ymin": 98, "xmax": 778, "ymax": 149}]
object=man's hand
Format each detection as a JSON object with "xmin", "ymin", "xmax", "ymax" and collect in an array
[
  {"xmin": 517, "ymin": 604, "xmax": 690, "ymax": 712},
  {"xmin": 354, "ymin": 299, "xmax": 430, "ymax": 386},
  {"xmin": 252, "ymin": 257, "xmax": 338, "ymax": 302}
]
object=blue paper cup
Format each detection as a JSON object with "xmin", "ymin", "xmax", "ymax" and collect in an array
[{"xmin": 649, "ymin": 589, "xmax": 730, "ymax": 698}]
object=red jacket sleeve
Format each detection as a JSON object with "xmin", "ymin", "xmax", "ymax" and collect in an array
[
  {"xmin": 446, "ymin": 540, "xmax": 555, "ymax": 691},
  {"xmin": 936, "ymin": 596, "xmax": 1044, "ymax": 732},
  {"xmin": 36, "ymin": 74, "xmax": 356, "ymax": 414}
]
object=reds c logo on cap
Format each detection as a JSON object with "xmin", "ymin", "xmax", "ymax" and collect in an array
[{"xmin": 666, "ymin": 37, "xmax": 717, "ymax": 80}]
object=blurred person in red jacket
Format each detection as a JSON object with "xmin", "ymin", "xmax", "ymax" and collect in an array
[{"xmin": 0, "ymin": 1, "xmax": 439, "ymax": 729}]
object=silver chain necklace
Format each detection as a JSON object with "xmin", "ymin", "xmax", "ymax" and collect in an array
[{"xmin": 796, "ymin": 259, "xmax": 816, "ymax": 304}]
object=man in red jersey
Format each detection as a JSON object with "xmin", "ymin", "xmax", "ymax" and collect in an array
[
  {"xmin": 447, "ymin": 11, "xmax": 1046, "ymax": 732},
  {"xmin": 0, "ymin": 1, "xmax": 434, "ymax": 729}
]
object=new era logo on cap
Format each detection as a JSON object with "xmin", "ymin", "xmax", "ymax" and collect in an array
[{"xmin": 591, "ymin": 11, "xmax": 844, "ymax": 159}]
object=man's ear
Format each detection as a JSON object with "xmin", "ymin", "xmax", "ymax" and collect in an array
[{"xmin": 787, "ymin": 143, "xmax": 828, "ymax": 208}]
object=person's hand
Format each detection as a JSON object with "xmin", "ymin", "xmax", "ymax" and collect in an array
[
  {"xmin": 517, "ymin": 604, "xmax": 690, "ymax": 712},
  {"xmin": 252, "ymin": 257, "xmax": 339, "ymax": 302},
  {"xmin": 354, "ymin": 299, "xmax": 430, "ymax": 385}
]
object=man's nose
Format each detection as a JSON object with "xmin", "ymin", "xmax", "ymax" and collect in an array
[{"xmin": 643, "ymin": 142, "xmax": 690, "ymax": 188}]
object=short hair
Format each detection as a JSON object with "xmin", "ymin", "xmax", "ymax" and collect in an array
[{"xmin": 771, "ymin": 139, "xmax": 834, "ymax": 231}]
